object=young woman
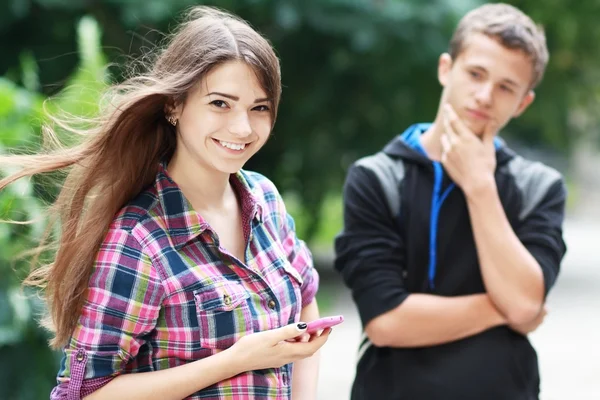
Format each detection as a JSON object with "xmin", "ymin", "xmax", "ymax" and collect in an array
[{"xmin": 0, "ymin": 6, "xmax": 330, "ymax": 400}]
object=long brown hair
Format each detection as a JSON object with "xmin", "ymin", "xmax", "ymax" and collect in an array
[{"xmin": 0, "ymin": 6, "xmax": 281, "ymax": 349}]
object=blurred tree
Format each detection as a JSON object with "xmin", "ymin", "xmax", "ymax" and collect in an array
[
  {"xmin": 0, "ymin": 75, "xmax": 58, "ymax": 400},
  {"xmin": 0, "ymin": 16, "xmax": 109, "ymax": 399},
  {"xmin": 1, "ymin": 0, "xmax": 599, "ymax": 396},
  {"xmin": 2, "ymin": 0, "xmax": 597, "ymax": 238},
  {"xmin": 1, "ymin": 0, "xmax": 597, "ymax": 237}
]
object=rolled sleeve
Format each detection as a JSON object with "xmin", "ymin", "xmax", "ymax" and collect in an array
[
  {"xmin": 334, "ymin": 164, "xmax": 409, "ymax": 327},
  {"xmin": 515, "ymin": 179, "xmax": 567, "ymax": 296},
  {"xmin": 53, "ymin": 227, "xmax": 165, "ymax": 399}
]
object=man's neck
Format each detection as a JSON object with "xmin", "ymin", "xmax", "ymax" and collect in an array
[{"xmin": 419, "ymin": 115, "xmax": 445, "ymax": 161}]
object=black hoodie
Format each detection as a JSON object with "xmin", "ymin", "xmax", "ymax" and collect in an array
[{"xmin": 334, "ymin": 123, "xmax": 567, "ymax": 400}]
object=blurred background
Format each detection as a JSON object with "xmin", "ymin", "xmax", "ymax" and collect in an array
[{"xmin": 1, "ymin": 0, "xmax": 599, "ymax": 399}]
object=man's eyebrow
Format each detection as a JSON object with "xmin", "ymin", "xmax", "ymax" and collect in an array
[
  {"xmin": 500, "ymin": 78, "xmax": 520, "ymax": 88},
  {"xmin": 471, "ymin": 65, "xmax": 488, "ymax": 74},
  {"xmin": 206, "ymin": 92, "xmax": 272, "ymax": 103},
  {"xmin": 470, "ymin": 66, "xmax": 522, "ymax": 88}
]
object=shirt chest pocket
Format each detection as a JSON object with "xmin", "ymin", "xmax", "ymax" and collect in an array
[{"xmin": 193, "ymin": 280, "xmax": 254, "ymax": 349}]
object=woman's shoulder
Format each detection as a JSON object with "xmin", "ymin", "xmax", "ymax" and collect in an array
[
  {"xmin": 239, "ymin": 169, "xmax": 280, "ymax": 197},
  {"xmin": 237, "ymin": 170, "xmax": 292, "ymax": 228},
  {"xmin": 111, "ymin": 185, "xmax": 161, "ymax": 232},
  {"xmin": 238, "ymin": 169, "xmax": 285, "ymax": 212}
]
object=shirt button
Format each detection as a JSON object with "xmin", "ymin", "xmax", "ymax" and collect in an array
[
  {"xmin": 268, "ymin": 299, "xmax": 276, "ymax": 310},
  {"xmin": 223, "ymin": 294, "xmax": 232, "ymax": 306}
]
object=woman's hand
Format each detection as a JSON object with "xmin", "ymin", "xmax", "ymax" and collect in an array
[{"xmin": 228, "ymin": 322, "xmax": 332, "ymax": 372}]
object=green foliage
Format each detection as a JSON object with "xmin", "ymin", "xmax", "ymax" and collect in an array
[
  {"xmin": 0, "ymin": 78, "xmax": 57, "ymax": 400},
  {"xmin": 1, "ymin": 0, "xmax": 596, "ymax": 239},
  {"xmin": 0, "ymin": 15, "xmax": 109, "ymax": 399},
  {"xmin": 0, "ymin": 0, "xmax": 597, "ymax": 396},
  {"xmin": 0, "ymin": 77, "xmax": 46, "ymax": 288},
  {"xmin": 0, "ymin": 288, "xmax": 59, "ymax": 400},
  {"xmin": 49, "ymin": 16, "xmax": 109, "ymax": 118}
]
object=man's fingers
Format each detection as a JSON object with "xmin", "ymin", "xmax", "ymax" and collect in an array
[
  {"xmin": 442, "ymin": 112, "xmax": 459, "ymax": 144},
  {"xmin": 483, "ymin": 119, "xmax": 499, "ymax": 145},
  {"xmin": 441, "ymin": 134, "xmax": 452, "ymax": 164},
  {"xmin": 441, "ymin": 134, "xmax": 452, "ymax": 153},
  {"xmin": 443, "ymin": 104, "xmax": 470, "ymax": 137}
]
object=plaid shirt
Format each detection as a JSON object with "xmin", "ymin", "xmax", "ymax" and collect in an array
[{"xmin": 50, "ymin": 163, "xmax": 319, "ymax": 400}]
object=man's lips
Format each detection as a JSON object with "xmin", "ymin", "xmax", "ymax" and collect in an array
[{"xmin": 465, "ymin": 108, "xmax": 490, "ymax": 120}]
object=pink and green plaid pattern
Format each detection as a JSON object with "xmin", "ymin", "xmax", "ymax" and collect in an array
[{"xmin": 50, "ymin": 163, "xmax": 319, "ymax": 400}]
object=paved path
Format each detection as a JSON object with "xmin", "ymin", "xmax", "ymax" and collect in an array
[{"xmin": 316, "ymin": 218, "xmax": 600, "ymax": 399}]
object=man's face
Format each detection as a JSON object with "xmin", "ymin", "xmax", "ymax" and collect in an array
[{"xmin": 438, "ymin": 33, "xmax": 536, "ymax": 136}]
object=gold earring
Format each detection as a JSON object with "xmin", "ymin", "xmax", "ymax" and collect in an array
[{"xmin": 167, "ymin": 115, "xmax": 178, "ymax": 126}]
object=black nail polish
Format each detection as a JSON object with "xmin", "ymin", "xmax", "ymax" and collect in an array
[{"xmin": 297, "ymin": 322, "xmax": 307, "ymax": 330}]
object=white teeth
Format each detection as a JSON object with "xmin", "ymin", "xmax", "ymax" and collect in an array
[{"xmin": 218, "ymin": 140, "xmax": 246, "ymax": 151}]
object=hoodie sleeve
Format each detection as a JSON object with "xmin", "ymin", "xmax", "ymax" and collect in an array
[
  {"xmin": 514, "ymin": 178, "xmax": 567, "ymax": 296},
  {"xmin": 334, "ymin": 162, "xmax": 409, "ymax": 327}
]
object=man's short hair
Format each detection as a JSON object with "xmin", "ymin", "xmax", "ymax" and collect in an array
[{"xmin": 449, "ymin": 3, "xmax": 549, "ymax": 89}]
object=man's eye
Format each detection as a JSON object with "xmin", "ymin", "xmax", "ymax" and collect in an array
[{"xmin": 469, "ymin": 71, "xmax": 481, "ymax": 79}]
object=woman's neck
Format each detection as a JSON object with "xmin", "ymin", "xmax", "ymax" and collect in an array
[{"xmin": 167, "ymin": 153, "xmax": 234, "ymax": 212}]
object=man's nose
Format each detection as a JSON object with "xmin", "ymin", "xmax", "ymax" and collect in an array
[{"xmin": 474, "ymin": 83, "xmax": 493, "ymax": 106}]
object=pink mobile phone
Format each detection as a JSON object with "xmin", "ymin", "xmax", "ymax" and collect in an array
[{"xmin": 305, "ymin": 315, "xmax": 344, "ymax": 334}]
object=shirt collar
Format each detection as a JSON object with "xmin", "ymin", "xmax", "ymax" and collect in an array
[{"xmin": 154, "ymin": 162, "xmax": 264, "ymax": 249}]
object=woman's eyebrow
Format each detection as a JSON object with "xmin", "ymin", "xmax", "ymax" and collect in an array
[{"xmin": 206, "ymin": 92, "xmax": 271, "ymax": 103}]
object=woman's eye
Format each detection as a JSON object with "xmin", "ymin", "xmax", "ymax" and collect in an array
[
  {"xmin": 253, "ymin": 105, "xmax": 270, "ymax": 112},
  {"xmin": 210, "ymin": 100, "xmax": 228, "ymax": 108}
]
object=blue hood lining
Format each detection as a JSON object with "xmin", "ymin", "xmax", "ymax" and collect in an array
[{"xmin": 399, "ymin": 123, "xmax": 500, "ymax": 290}]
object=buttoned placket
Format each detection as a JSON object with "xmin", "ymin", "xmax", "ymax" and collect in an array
[{"xmin": 202, "ymin": 210, "xmax": 285, "ymax": 334}]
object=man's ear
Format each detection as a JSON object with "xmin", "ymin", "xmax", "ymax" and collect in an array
[
  {"xmin": 513, "ymin": 90, "xmax": 535, "ymax": 117},
  {"xmin": 438, "ymin": 53, "xmax": 453, "ymax": 87}
]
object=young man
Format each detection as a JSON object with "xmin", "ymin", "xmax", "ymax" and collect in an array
[{"xmin": 334, "ymin": 4, "xmax": 567, "ymax": 400}]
